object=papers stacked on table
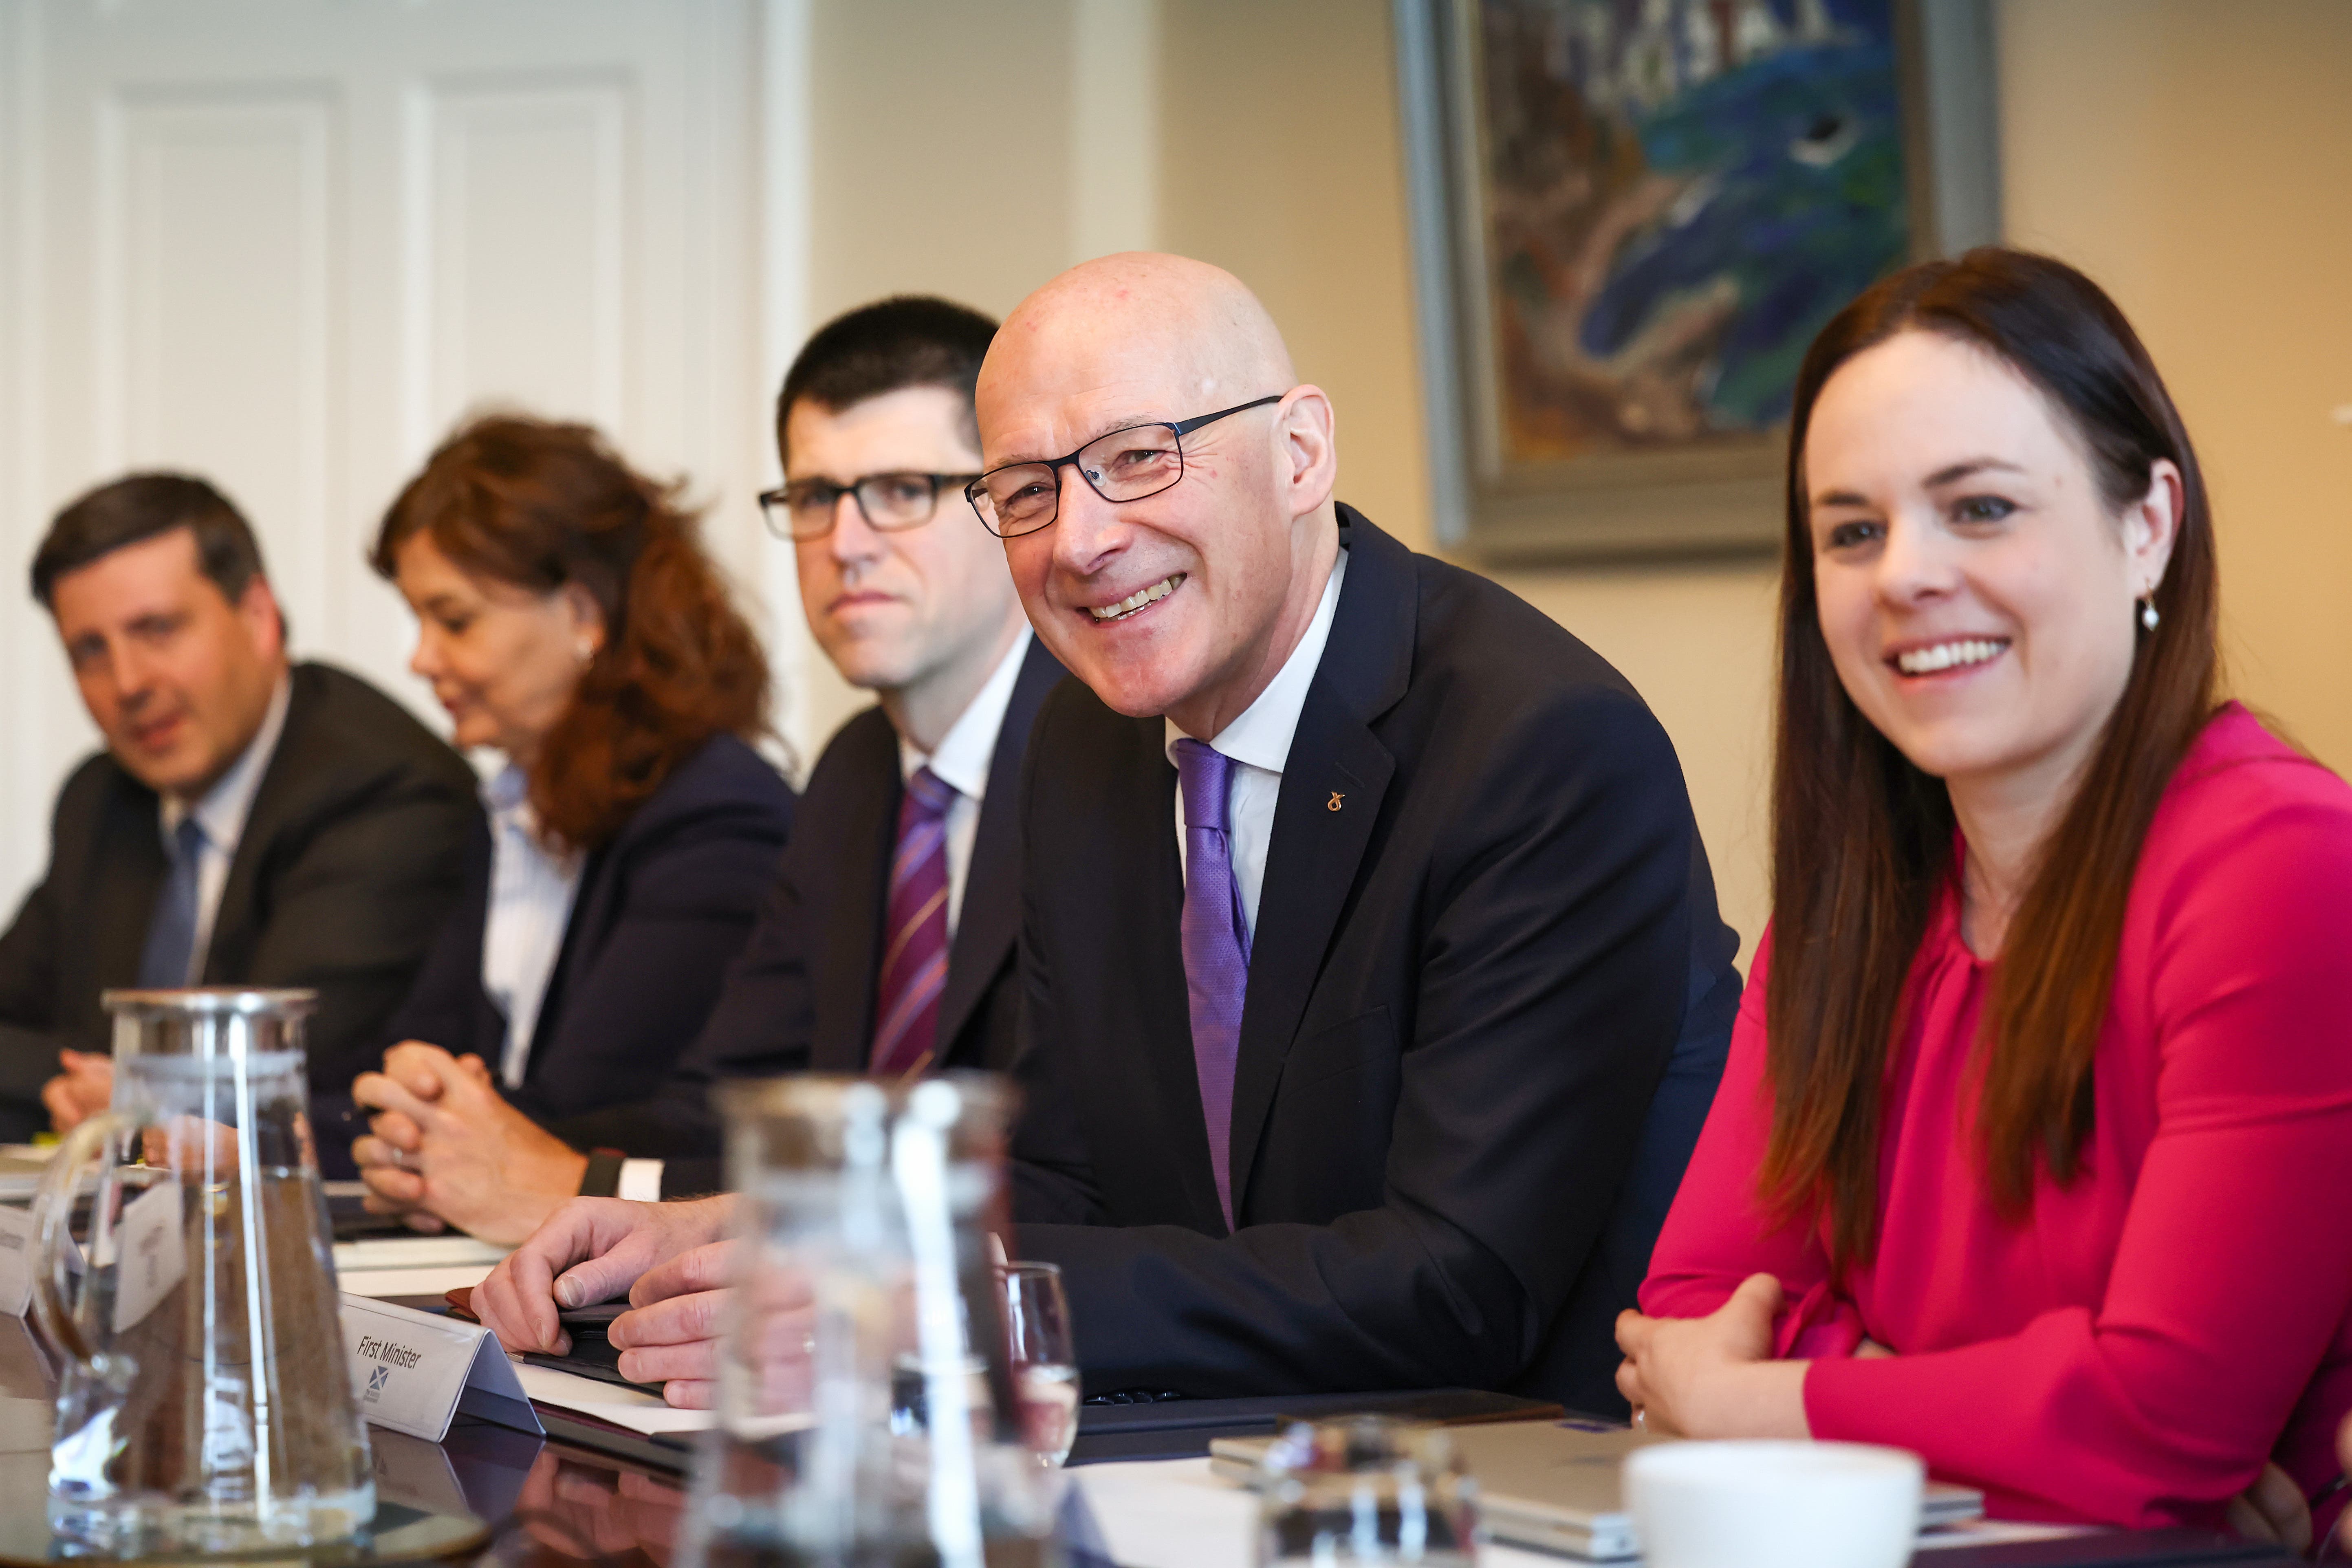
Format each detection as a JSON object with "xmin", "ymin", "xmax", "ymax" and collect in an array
[{"xmin": 333, "ymin": 1233, "xmax": 513, "ymax": 1298}]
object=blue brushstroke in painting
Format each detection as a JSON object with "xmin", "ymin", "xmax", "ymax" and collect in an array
[{"xmin": 1570, "ymin": 0, "xmax": 1909, "ymax": 430}]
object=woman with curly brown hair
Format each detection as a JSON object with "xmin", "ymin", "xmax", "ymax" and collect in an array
[{"xmin": 337, "ymin": 415, "xmax": 793, "ymax": 1224}]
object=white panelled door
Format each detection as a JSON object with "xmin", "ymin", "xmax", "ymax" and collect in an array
[{"xmin": 0, "ymin": 0, "xmax": 819, "ymax": 911}]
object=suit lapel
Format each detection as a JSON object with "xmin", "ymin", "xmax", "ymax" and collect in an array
[
  {"xmin": 935, "ymin": 638, "xmax": 1064, "ymax": 1062},
  {"xmin": 813, "ymin": 732, "xmax": 899, "ymax": 1073},
  {"xmin": 525, "ymin": 839, "xmax": 608, "ymax": 1069},
  {"xmin": 93, "ymin": 777, "xmax": 169, "ymax": 992},
  {"xmin": 1225, "ymin": 509, "xmax": 1417, "ymax": 1213}
]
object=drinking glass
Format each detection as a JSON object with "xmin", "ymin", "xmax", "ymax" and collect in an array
[
  {"xmin": 1253, "ymin": 1416, "xmax": 1476, "ymax": 1565},
  {"xmin": 1000, "ymin": 1262, "xmax": 1077, "ymax": 1466}
]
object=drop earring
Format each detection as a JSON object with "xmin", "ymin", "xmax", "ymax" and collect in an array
[{"xmin": 2138, "ymin": 595, "xmax": 2160, "ymax": 632}]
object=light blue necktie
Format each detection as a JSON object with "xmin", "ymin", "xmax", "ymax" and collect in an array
[
  {"xmin": 137, "ymin": 816, "xmax": 207, "ymax": 988},
  {"xmin": 1174, "ymin": 739, "xmax": 1250, "ymax": 1231}
]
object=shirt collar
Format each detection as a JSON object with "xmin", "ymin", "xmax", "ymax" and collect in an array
[
  {"xmin": 162, "ymin": 671, "xmax": 292, "ymax": 857},
  {"xmin": 484, "ymin": 761, "xmax": 531, "ymax": 821},
  {"xmin": 483, "ymin": 762, "xmax": 586, "ymax": 873},
  {"xmin": 1163, "ymin": 548, "xmax": 1347, "ymax": 776},
  {"xmin": 898, "ymin": 626, "xmax": 1033, "ymax": 802}
]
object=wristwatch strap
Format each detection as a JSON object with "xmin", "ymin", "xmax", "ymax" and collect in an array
[{"xmin": 577, "ymin": 1150, "xmax": 627, "ymax": 1198}]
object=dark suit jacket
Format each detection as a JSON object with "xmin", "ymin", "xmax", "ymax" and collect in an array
[
  {"xmin": 0, "ymin": 661, "xmax": 480, "ymax": 1140},
  {"xmin": 1008, "ymin": 507, "xmax": 1741, "ymax": 1414},
  {"xmin": 549, "ymin": 636, "xmax": 1067, "ymax": 1197},
  {"xmin": 360, "ymin": 733, "xmax": 793, "ymax": 1159}
]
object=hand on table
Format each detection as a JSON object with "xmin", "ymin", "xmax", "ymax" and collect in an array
[
  {"xmin": 473, "ymin": 1194, "xmax": 761, "ymax": 1409},
  {"xmin": 607, "ymin": 1238, "xmax": 817, "ymax": 1411},
  {"xmin": 41, "ymin": 1050, "xmax": 112, "ymax": 1132},
  {"xmin": 2334, "ymin": 1412, "xmax": 2352, "ymax": 1552},
  {"xmin": 351, "ymin": 1041, "xmax": 589, "ymax": 1243},
  {"xmin": 1625, "ymin": 1299, "xmax": 2312, "ymax": 1551},
  {"xmin": 1615, "ymin": 1273, "xmax": 1810, "ymax": 1439},
  {"xmin": 2224, "ymin": 1461, "xmax": 2310, "ymax": 1555}
]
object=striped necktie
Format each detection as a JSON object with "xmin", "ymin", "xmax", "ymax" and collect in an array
[{"xmin": 870, "ymin": 766, "xmax": 957, "ymax": 1078}]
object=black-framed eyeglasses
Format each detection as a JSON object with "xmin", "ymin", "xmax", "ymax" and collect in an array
[
  {"xmin": 759, "ymin": 471, "xmax": 981, "ymax": 542},
  {"xmin": 964, "ymin": 394, "xmax": 1284, "ymax": 539}
]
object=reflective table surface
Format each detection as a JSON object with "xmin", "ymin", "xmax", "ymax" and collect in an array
[
  {"xmin": 0, "ymin": 1299, "xmax": 2304, "ymax": 1568},
  {"xmin": 1, "ymin": 1299, "xmax": 692, "ymax": 1567}
]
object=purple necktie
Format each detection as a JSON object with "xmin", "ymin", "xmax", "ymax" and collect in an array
[
  {"xmin": 870, "ymin": 766, "xmax": 957, "ymax": 1078},
  {"xmin": 1174, "ymin": 738, "xmax": 1250, "ymax": 1231}
]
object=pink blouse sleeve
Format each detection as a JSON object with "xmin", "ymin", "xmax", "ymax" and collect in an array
[
  {"xmin": 1640, "ymin": 931, "xmax": 1855, "ymax": 1355},
  {"xmin": 1804, "ymin": 786, "xmax": 2352, "ymax": 1526}
]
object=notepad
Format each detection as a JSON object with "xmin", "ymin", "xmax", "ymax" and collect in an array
[
  {"xmin": 332, "ymin": 1234, "xmax": 513, "ymax": 1299},
  {"xmin": 511, "ymin": 1361, "xmax": 721, "ymax": 1436}
]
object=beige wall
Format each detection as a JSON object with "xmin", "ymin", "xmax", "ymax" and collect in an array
[
  {"xmin": 807, "ymin": 0, "xmax": 1079, "ymax": 325},
  {"xmin": 1156, "ymin": 0, "xmax": 2352, "ymax": 961},
  {"xmin": 806, "ymin": 0, "xmax": 2352, "ymax": 962},
  {"xmin": 2000, "ymin": 0, "xmax": 2352, "ymax": 770}
]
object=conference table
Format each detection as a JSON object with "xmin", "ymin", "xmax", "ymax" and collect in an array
[{"xmin": 0, "ymin": 1226, "xmax": 2309, "ymax": 1568}]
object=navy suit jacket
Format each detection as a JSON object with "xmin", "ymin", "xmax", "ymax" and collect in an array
[
  {"xmin": 1008, "ymin": 508, "xmax": 1739, "ymax": 1414},
  {"xmin": 0, "ymin": 662, "xmax": 478, "ymax": 1141},
  {"xmin": 547, "ymin": 636, "xmax": 1067, "ymax": 1194},
  {"xmin": 339, "ymin": 733, "xmax": 793, "ymax": 1166}
]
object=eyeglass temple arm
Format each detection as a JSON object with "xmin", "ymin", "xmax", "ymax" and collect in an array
[{"xmin": 1167, "ymin": 393, "xmax": 1285, "ymax": 436}]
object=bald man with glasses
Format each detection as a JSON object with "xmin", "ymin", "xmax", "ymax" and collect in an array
[
  {"xmin": 471, "ymin": 258, "xmax": 1738, "ymax": 1418},
  {"xmin": 971, "ymin": 254, "xmax": 1741, "ymax": 1413}
]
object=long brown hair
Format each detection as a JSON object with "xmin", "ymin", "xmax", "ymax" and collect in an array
[
  {"xmin": 372, "ymin": 415, "xmax": 771, "ymax": 851},
  {"xmin": 1762, "ymin": 249, "xmax": 2221, "ymax": 1266}
]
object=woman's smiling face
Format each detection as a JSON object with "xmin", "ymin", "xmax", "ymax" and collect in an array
[{"xmin": 1804, "ymin": 328, "xmax": 2180, "ymax": 796}]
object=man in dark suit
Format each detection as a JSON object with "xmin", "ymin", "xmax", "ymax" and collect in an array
[
  {"xmin": 967, "ymin": 253, "xmax": 1741, "ymax": 1414},
  {"xmin": 0, "ymin": 474, "xmax": 478, "ymax": 1140},
  {"xmin": 350, "ymin": 297, "xmax": 1063, "ymax": 1234},
  {"xmin": 463, "ymin": 263, "xmax": 1738, "ymax": 1416}
]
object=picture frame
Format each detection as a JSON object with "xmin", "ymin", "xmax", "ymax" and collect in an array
[{"xmin": 1394, "ymin": 0, "xmax": 2004, "ymax": 564}]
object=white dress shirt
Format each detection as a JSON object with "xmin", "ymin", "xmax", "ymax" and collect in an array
[
  {"xmin": 623, "ymin": 630, "xmax": 1035, "ymax": 1205},
  {"xmin": 896, "ymin": 626, "xmax": 1033, "ymax": 939},
  {"xmin": 157, "ymin": 673, "xmax": 292, "ymax": 983},
  {"xmin": 480, "ymin": 764, "xmax": 584, "ymax": 1090},
  {"xmin": 1165, "ymin": 550, "xmax": 1348, "ymax": 945}
]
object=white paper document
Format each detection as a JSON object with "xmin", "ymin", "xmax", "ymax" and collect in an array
[
  {"xmin": 332, "ymin": 1234, "xmax": 513, "ymax": 1302},
  {"xmin": 334, "ymin": 1235, "xmax": 512, "ymax": 1272},
  {"xmin": 110, "ymin": 1180, "xmax": 186, "ymax": 1333},
  {"xmin": 0, "ymin": 1204, "xmax": 32, "ymax": 1317},
  {"xmin": 340, "ymin": 1293, "xmax": 544, "ymax": 1444},
  {"xmin": 512, "ymin": 1361, "xmax": 720, "ymax": 1436}
]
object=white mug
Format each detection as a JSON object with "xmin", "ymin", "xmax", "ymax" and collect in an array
[{"xmin": 1625, "ymin": 1440, "xmax": 1925, "ymax": 1568}]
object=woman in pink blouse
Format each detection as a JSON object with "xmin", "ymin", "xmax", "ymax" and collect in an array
[{"xmin": 1617, "ymin": 248, "xmax": 2352, "ymax": 1544}]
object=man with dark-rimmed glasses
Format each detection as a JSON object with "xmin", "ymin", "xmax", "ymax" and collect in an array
[
  {"xmin": 967, "ymin": 251, "xmax": 1740, "ymax": 1413},
  {"xmin": 350, "ymin": 296, "xmax": 1066, "ymax": 1245}
]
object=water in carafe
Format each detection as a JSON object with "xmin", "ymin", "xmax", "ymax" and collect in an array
[
  {"xmin": 33, "ymin": 989, "xmax": 374, "ymax": 1554},
  {"xmin": 682, "ymin": 1075, "xmax": 1061, "ymax": 1568}
]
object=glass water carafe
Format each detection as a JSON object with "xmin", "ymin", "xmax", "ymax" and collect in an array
[
  {"xmin": 684, "ymin": 1073, "xmax": 1059, "ymax": 1568},
  {"xmin": 30, "ymin": 988, "xmax": 374, "ymax": 1553}
]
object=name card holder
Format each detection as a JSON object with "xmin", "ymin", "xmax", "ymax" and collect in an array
[{"xmin": 341, "ymin": 1293, "xmax": 546, "ymax": 1444}]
